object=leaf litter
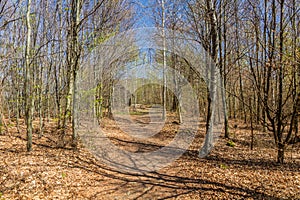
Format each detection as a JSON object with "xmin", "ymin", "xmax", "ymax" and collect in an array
[{"xmin": 0, "ymin": 116, "xmax": 299, "ymax": 199}]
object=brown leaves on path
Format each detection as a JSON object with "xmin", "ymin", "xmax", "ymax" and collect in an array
[{"xmin": 0, "ymin": 117, "xmax": 299, "ymax": 199}]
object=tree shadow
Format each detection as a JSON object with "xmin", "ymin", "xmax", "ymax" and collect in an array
[
  {"xmin": 67, "ymin": 154, "xmax": 282, "ymax": 199},
  {"xmin": 204, "ymin": 154, "xmax": 300, "ymax": 172},
  {"xmin": 80, "ymin": 135, "xmax": 300, "ymax": 173},
  {"xmin": 3, "ymin": 131, "xmax": 297, "ymax": 199}
]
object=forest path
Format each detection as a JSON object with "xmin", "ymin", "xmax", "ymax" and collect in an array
[{"xmin": 0, "ymin": 115, "xmax": 299, "ymax": 199}]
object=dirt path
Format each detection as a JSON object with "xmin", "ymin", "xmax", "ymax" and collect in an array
[{"xmin": 0, "ymin": 115, "xmax": 299, "ymax": 199}]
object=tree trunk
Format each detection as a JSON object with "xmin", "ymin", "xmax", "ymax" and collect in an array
[
  {"xmin": 62, "ymin": 0, "xmax": 81, "ymax": 144},
  {"xmin": 218, "ymin": 1, "xmax": 229, "ymax": 138},
  {"xmin": 292, "ymin": 0, "xmax": 299, "ymax": 138},
  {"xmin": 276, "ymin": 0, "xmax": 284, "ymax": 163},
  {"xmin": 161, "ymin": 0, "xmax": 167, "ymax": 121},
  {"xmin": 25, "ymin": 0, "xmax": 33, "ymax": 152},
  {"xmin": 277, "ymin": 143, "xmax": 285, "ymax": 164},
  {"xmin": 199, "ymin": 0, "xmax": 218, "ymax": 157}
]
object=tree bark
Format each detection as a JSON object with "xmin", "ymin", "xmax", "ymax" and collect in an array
[
  {"xmin": 161, "ymin": 0, "xmax": 167, "ymax": 121},
  {"xmin": 199, "ymin": 0, "xmax": 218, "ymax": 157},
  {"xmin": 219, "ymin": 1, "xmax": 229, "ymax": 138},
  {"xmin": 25, "ymin": 0, "xmax": 33, "ymax": 152},
  {"xmin": 62, "ymin": 0, "xmax": 81, "ymax": 144}
]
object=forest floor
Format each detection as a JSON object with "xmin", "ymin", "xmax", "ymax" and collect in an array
[{"xmin": 0, "ymin": 109, "xmax": 300, "ymax": 199}]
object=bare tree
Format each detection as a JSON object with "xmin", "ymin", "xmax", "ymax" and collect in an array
[{"xmin": 25, "ymin": 0, "xmax": 33, "ymax": 151}]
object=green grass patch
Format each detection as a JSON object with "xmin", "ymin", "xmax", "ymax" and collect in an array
[
  {"xmin": 61, "ymin": 172, "xmax": 67, "ymax": 178},
  {"xmin": 226, "ymin": 140, "xmax": 235, "ymax": 147},
  {"xmin": 220, "ymin": 164, "xmax": 228, "ymax": 169}
]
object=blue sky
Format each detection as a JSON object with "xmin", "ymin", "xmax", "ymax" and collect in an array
[{"xmin": 134, "ymin": 0, "xmax": 155, "ymax": 28}]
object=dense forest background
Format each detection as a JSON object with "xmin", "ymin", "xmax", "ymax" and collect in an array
[{"xmin": 0, "ymin": 0, "xmax": 299, "ymax": 163}]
